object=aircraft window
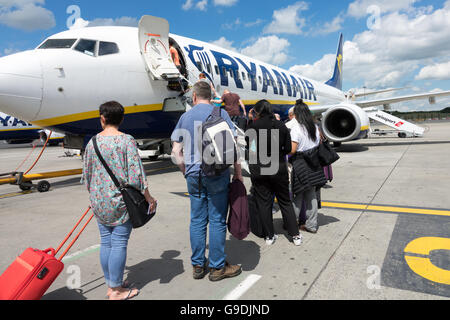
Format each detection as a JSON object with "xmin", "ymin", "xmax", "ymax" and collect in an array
[
  {"xmin": 197, "ymin": 62, "xmax": 203, "ymax": 72},
  {"xmin": 215, "ymin": 66, "xmax": 219, "ymax": 75},
  {"xmin": 99, "ymin": 42, "xmax": 119, "ymax": 56},
  {"xmin": 207, "ymin": 64, "xmax": 212, "ymax": 74},
  {"xmin": 248, "ymin": 73, "xmax": 251, "ymax": 80},
  {"xmin": 229, "ymin": 70, "xmax": 234, "ymax": 79},
  {"xmin": 222, "ymin": 67, "xmax": 226, "ymax": 76},
  {"xmin": 39, "ymin": 39, "xmax": 77, "ymax": 49},
  {"xmin": 74, "ymin": 39, "xmax": 97, "ymax": 57},
  {"xmin": 242, "ymin": 72, "xmax": 246, "ymax": 81},
  {"xmin": 235, "ymin": 70, "xmax": 240, "ymax": 80},
  {"xmin": 258, "ymin": 76, "xmax": 262, "ymax": 84}
]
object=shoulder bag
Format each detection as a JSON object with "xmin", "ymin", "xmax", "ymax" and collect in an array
[{"xmin": 93, "ymin": 136, "xmax": 154, "ymax": 229}]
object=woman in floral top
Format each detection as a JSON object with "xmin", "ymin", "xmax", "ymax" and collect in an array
[{"xmin": 83, "ymin": 101, "xmax": 157, "ymax": 300}]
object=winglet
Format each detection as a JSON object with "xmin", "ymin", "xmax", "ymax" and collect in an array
[{"xmin": 325, "ymin": 34, "xmax": 344, "ymax": 91}]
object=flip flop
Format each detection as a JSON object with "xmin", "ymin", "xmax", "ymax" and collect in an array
[{"xmin": 121, "ymin": 288, "xmax": 140, "ymax": 301}]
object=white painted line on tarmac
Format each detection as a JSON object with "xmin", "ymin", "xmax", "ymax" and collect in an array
[
  {"xmin": 223, "ymin": 274, "xmax": 262, "ymax": 300},
  {"xmin": 61, "ymin": 244, "xmax": 100, "ymax": 263}
]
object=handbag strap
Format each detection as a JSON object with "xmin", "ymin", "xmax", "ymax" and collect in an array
[{"xmin": 92, "ymin": 136, "xmax": 123, "ymax": 190}]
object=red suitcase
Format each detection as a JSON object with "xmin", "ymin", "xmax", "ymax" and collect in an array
[{"xmin": 0, "ymin": 208, "xmax": 94, "ymax": 300}]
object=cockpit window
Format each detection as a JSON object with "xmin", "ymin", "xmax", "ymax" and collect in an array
[
  {"xmin": 74, "ymin": 39, "xmax": 97, "ymax": 57},
  {"xmin": 99, "ymin": 42, "xmax": 119, "ymax": 56},
  {"xmin": 39, "ymin": 39, "xmax": 77, "ymax": 49}
]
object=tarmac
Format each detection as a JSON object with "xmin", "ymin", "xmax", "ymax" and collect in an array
[{"xmin": 0, "ymin": 121, "xmax": 449, "ymax": 301}]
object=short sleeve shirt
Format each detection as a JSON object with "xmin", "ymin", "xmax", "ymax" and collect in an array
[
  {"xmin": 290, "ymin": 124, "xmax": 321, "ymax": 153},
  {"xmin": 171, "ymin": 103, "xmax": 236, "ymax": 177}
]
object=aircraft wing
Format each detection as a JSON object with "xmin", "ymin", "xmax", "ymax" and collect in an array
[{"xmin": 354, "ymin": 90, "xmax": 450, "ymax": 108}]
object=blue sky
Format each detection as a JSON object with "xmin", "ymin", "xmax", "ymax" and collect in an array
[{"xmin": 1, "ymin": 0, "xmax": 450, "ymax": 111}]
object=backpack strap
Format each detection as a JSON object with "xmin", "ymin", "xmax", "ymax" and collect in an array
[
  {"xmin": 212, "ymin": 106, "xmax": 221, "ymax": 118},
  {"xmin": 92, "ymin": 136, "xmax": 123, "ymax": 190}
]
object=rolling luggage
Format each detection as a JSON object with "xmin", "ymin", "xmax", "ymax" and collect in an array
[{"xmin": 0, "ymin": 208, "xmax": 94, "ymax": 300}]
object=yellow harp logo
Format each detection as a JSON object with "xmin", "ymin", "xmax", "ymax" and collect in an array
[{"xmin": 337, "ymin": 54, "xmax": 343, "ymax": 75}]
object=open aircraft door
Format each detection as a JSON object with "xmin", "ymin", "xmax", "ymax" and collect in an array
[{"xmin": 139, "ymin": 15, "xmax": 180, "ymax": 81}]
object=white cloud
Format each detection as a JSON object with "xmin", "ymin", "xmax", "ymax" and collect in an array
[
  {"xmin": 0, "ymin": 0, "xmax": 55, "ymax": 31},
  {"xmin": 88, "ymin": 16, "xmax": 138, "ymax": 27},
  {"xmin": 210, "ymin": 35, "xmax": 291, "ymax": 65},
  {"xmin": 240, "ymin": 36, "xmax": 291, "ymax": 65},
  {"xmin": 289, "ymin": 2, "xmax": 450, "ymax": 91},
  {"xmin": 196, "ymin": 0, "xmax": 208, "ymax": 11},
  {"xmin": 415, "ymin": 61, "xmax": 450, "ymax": 80},
  {"xmin": 182, "ymin": 0, "xmax": 209, "ymax": 11},
  {"xmin": 213, "ymin": 0, "xmax": 238, "ymax": 6},
  {"xmin": 182, "ymin": 0, "xmax": 194, "ymax": 10},
  {"xmin": 210, "ymin": 37, "xmax": 237, "ymax": 52},
  {"xmin": 314, "ymin": 13, "xmax": 345, "ymax": 36},
  {"xmin": 347, "ymin": 0, "xmax": 419, "ymax": 18},
  {"xmin": 264, "ymin": 1, "xmax": 309, "ymax": 35}
]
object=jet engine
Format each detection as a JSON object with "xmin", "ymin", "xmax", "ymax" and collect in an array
[{"xmin": 321, "ymin": 104, "xmax": 370, "ymax": 143}]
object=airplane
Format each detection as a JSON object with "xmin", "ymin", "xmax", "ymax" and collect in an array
[
  {"xmin": 0, "ymin": 112, "xmax": 64, "ymax": 145},
  {"xmin": 0, "ymin": 15, "xmax": 449, "ymax": 153}
]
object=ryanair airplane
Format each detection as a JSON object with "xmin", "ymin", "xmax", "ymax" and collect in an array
[
  {"xmin": 0, "ymin": 112, "xmax": 63, "ymax": 145},
  {"xmin": 0, "ymin": 15, "xmax": 448, "ymax": 151}
]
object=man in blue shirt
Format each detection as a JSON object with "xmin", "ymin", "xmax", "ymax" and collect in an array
[{"xmin": 171, "ymin": 81, "xmax": 243, "ymax": 282}]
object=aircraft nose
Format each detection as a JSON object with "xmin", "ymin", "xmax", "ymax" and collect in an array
[{"xmin": 0, "ymin": 51, "xmax": 43, "ymax": 122}]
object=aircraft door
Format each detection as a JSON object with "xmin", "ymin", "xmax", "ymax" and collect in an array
[{"xmin": 139, "ymin": 15, "xmax": 180, "ymax": 81}]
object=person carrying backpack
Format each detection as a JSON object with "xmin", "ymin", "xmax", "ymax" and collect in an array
[{"xmin": 171, "ymin": 81, "xmax": 243, "ymax": 282}]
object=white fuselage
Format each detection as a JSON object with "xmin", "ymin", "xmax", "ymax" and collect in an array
[{"xmin": 0, "ymin": 26, "xmax": 349, "ymax": 142}]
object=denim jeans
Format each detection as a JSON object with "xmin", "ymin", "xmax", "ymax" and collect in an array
[
  {"xmin": 97, "ymin": 220, "xmax": 133, "ymax": 288},
  {"xmin": 186, "ymin": 172, "xmax": 230, "ymax": 270}
]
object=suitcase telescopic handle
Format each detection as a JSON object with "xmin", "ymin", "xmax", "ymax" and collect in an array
[{"xmin": 54, "ymin": 207, "xmax": 95, "ymax": 262}]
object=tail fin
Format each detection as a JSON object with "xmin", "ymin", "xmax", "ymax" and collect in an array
[{"xmin": 325, "ymin": 34, "xmax": 343, "ymax": 91}]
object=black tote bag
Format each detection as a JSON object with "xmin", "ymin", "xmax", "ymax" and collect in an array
[
  {"xmin": 318, "ymin": 140, "xmax": 340, "ymax": 167},
  {"xmin": 93, "ymin": 136, "xmax": 154, "ymax": 229}
]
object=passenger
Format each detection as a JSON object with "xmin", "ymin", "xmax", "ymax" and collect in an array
[
  {"xmin": 286, "ymin": 107, "xmax": 297, "ymax": 131},
  {"xmin": 221, "ymin": 90, "xmax": 247, "ymax": 130},
  {"xmin": 289, "ymin": 100, "xmax": 327, "ymax": 234},
  {"xmin": 246, "ymin": 100, "xmax": 303, "ymax": 246},
  {"xmin": 169, "ymin": 39, "xmax": 182, "ymax": 72},
  {"xmin": 82, "ymin": 101, "xmax": 157, "ymax": 300},
  {"xmin": 171, "ymin": 81, "xmax": 243, "ymax": 282}
]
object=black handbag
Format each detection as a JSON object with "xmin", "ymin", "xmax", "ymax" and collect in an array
[
  {"xmin": 93, "ymin": 136, "xmax": 154, "ymax": 229},
  {"xmin": 318, "ymin": 140, "xmax": 340, "ymax": 167}
]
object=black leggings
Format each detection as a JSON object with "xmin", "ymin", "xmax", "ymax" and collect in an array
[{"xmin": 251, "ymin": 167, "xmax": 300, "ymax": 239}]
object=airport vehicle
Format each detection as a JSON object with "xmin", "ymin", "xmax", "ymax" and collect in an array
[
  {"xmin": 0, "ymin": 112, "xmax": 64, "ymax": 145},
  {"xmin": 0, "ymin": 15, "xmax": 449, "ymax": 153}
]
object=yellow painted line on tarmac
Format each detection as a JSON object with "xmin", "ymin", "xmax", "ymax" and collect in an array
[
  {"xmin": 322, "ymin": 202, "xmax": 450, "ymax": 218},
  {"xmin": 0, "ymin": 191, "xmax": 33, "ymax": 199}
]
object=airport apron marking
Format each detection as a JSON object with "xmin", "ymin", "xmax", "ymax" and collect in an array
[
  {"xmin": 404, "ymin": 237, "xmax": 450, "ymax": 286},
  {"xmin": 321, "ymin": 201, "xmax": 450, "ymax": 218}
]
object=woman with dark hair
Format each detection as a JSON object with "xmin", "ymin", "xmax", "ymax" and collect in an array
[
  {"xmin": 289, "ymin": 100, "xmax": 327, "ymax": 234},
  {"xmin": 246, "ymin": 100, "xmax": 303, "ymax": 246},
  {"xmin": 82, "ymin": 101, "xmax": 157, "ymax": 300}
]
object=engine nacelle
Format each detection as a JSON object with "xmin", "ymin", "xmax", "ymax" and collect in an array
[{"xmin": 321, "ymin": 104, "xmax": 370, "ymax": 143}]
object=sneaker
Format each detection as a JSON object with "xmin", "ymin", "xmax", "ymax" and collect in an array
[
  {"xmin": 209, "ymin": 262, "xmax": 242, "ymax": 282},
  {"xmin": 193, "ymin": 265, "xmax": 207, "ymax": 280},
  {"xmin": 265, "ymin": 235, "xmax": 279, "ymax": 246},
  {"xmin": 293, "ymin": 234, "xmax": 303, "ymax": 246}
]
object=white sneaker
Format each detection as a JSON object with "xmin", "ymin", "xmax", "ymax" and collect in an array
[
  {"xmin": 293, "ymin": 234, "xmax": 303, "ymax": 246},
  {"xmin": 265, "ymin": 235, "xmax": 279, "ymax": 246}
]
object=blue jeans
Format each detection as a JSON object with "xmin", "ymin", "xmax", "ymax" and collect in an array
[
  {"xmin": 97, "ymin": 220, "xmax": 133, "ymax": 288},
  {"xmin": 187, "ymin": 172, "xmax": 230, "ymax": 270}
]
